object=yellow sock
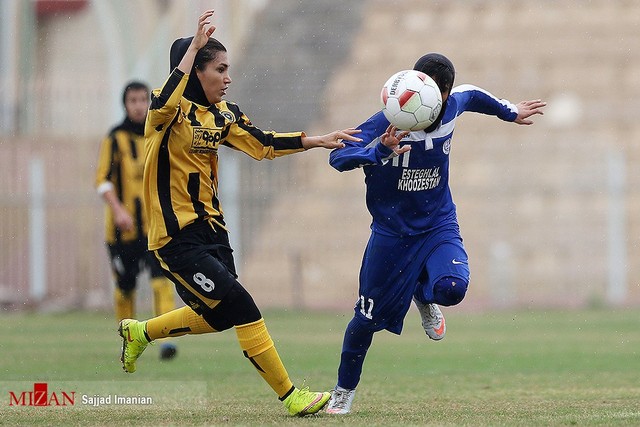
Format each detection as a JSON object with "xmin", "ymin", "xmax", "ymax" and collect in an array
[
  {"xmin": 114, "ymin": 288, "xmax": 134, "ymax": 322},
  {"xmin": 145, "ymin": 306, "xmax": 216, "ymax": 340},
  {"xmin": 151, "ymin": 277, "xmax": 176, "ymax": 316},
  {"xmin": 235, "ymin": 319, "xmax": 293, "ymax": 398}
]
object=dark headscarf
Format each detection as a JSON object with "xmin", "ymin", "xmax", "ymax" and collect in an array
[
  {"xmin": 117, "ymin": 80, "xmax": 149, "ymax": 135},
  {"xmin": 169, "ymin": 37, "xmax": 210, "ymax": 106},
  {"xmin": 114, "ymin": 117, "xmax": 145, "ymax": 136},
  {"xmin": 413, "ymin": 53, "xmax": 456, "ymax": 132},
  {"xmin": 413, "ymin": 53, "xmax": 455, "ymax": 94}
]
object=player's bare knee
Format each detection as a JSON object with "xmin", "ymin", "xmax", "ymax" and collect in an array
[{"xmin": 433, "ymin": 276, "xmax": 468, "ymax": 306}]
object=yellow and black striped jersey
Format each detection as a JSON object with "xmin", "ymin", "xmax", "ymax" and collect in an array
[
  {"xmin": 144, "ymin": 69, "xmax": 306, "ymax": 250},
  {"xmin": 95, "ymin": 121, "xmax": 147, "ymax": 244}
]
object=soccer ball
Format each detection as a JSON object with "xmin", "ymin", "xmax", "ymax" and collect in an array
[{"xmin": 380, "ymin": 70, "xmax": 442, "ymax": 131}]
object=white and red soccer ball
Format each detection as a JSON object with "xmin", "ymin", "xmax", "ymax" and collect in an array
[{"xmin": 380, "ymin": 70, "xmax": 442, "ymax": 131}]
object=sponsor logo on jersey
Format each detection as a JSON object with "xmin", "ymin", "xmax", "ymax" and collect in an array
[
  {"xmin": 191, "ymin": 127, "xmax": 222, "ymax": 153},
  {"xmin": 397, "ymin": 166, "xmax": 441, "ymax": 191}
]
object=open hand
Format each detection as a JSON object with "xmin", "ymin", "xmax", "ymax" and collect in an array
[
  {"xmin": 381, "ymin": 124, "xmax": 410, "ymax": 155},
  {"xmin": 192, "ymin": 10, "xmax": 216, "ymax": 50},
  {"xmin": 514, "ymin": 99, "xmax": 546, "ymax": 125}
]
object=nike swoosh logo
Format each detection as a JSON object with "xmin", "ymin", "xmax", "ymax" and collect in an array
[
  {"xmin": 302, "ymin": 395, "xmax": 323, "ymax": 412},
  {"xmin": 434, "ymin": 320, "xmax": 445, "ymax": 336},
  {"xmin": 452, "ymin": 259, "xmax": 466, "ymax": 265},
  {"xmin": 127, "ymin": 329, "xmax": 134, "ymax": 343}
]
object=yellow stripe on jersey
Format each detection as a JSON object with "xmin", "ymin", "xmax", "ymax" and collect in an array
[
  {"xmin": 95, "ymin": 128, "xmax": 146, "ymax": 243},
  {"xmin": 144, "ymin": 69, "xmax": 306, "ymax": 250}
]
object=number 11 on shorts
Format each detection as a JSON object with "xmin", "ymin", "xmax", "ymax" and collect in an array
[{"xmin": 359, "ymin": 295, "xmax": 374, "ymax": 319}]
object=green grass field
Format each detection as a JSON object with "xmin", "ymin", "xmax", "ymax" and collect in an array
[{"xmin": 0, "ymin": 308, "xmax": 638, "ymax": 426}]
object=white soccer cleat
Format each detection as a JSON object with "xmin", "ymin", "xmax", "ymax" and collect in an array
[
  {"xmin": 325, "ymin": 387, "xmax": 356, "ymax": 415},
  {"xmin": 413, "ymin": 298, "xmax": 446, "ymax": 340}
]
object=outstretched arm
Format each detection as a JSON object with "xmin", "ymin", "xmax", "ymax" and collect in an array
[
  {"xmin": 301, "ymin": 128, "xmax": 362, "ymax": 150},
  {"xmin": 514, "ymin": 99, "xmax": 546, "ymax": 125},
  {"xmin": 451, "ymin": 85, "xmax": 546, "ymax": 124},
  {"xmin": 329, "ymin": 112, "xmax": 403, "ymax": 171}
]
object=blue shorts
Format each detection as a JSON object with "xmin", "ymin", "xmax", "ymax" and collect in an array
[{"xmin": 354, "ymin": 225, "xmax": 470, "ymax": 334}]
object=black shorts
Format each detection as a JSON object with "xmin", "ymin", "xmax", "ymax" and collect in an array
[
  {"xmin": 154, "ymin": 220, "xmax": 240, "ymax": 314},
  {"xmin": 108, "ymin": 238, "xmax": 164, "ymax": 292}
]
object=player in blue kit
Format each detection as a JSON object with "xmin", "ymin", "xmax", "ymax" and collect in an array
[{"xmin": 325, "ymin": 53, "xmax": 546, "ymax": 414}]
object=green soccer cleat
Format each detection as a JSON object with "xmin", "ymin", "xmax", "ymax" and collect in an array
[
  {"xmin": 283, "ymin": 387, "xmax": 331, "ymax": 416},
  {"xmin": 118, "ymin": 319, "xmax": 149, "ymax": 373}
]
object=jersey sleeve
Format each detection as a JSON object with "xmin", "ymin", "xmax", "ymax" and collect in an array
[
  {"xmin": 222, "ymin": 104, "xmax": 305, "ymax": 160},
  {"xmin": 450, "ymin": 84, "xmax": 518, "ymax": 121},
  {"xmin": 147, "ymin": 69, "xmax": 189, "ymax": 129},
  {"xmin": 329, "ymin": 111, "xmax": 395, "ymax": 172},
  {"xmin": 95, "ymin": 133, "xmax": 116, "ymax": 194}
]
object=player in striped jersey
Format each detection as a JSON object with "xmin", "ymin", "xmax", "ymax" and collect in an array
[
  {"xmin": 95, "ymin": 81, "xmax": 177, "ymax": 361},
  {"xmin": 325, "ymin": 53, "xmax": 546, "ymax": 414},
  {"xmin": 117, "ymin": 10, "xmax": 361, "ymax": 416}
]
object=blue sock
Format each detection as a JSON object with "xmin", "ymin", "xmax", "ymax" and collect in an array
[{"xmin": 336, "ymin": 317, "xmax": 374, "ymax": 390}]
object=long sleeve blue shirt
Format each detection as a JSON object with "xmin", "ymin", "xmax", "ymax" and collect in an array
[{"xmin": 329, "ymin": 84, "xmax": 518, "ymax": 237}]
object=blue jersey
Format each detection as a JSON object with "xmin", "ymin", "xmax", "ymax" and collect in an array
[{"xmin": 329, "ymin": 84, "xmax": 518, "ymax": 237}]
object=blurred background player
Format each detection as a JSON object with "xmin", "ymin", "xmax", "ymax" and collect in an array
[
  {"xmin": 325, "ymin": 53, "xmax": 546, "ymax": 414},
  {"xmin": 117, "ymin": 10, "xmax": 361, "ymax": 416},
  {"xmin": 95, "ymin": 81, "xmax": 178, "ymax": 361}
]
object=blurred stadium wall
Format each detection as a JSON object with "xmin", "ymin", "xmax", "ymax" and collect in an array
[{"xmin": 0, "ymin": 0, "xmax": 639, "ymax": 312}]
